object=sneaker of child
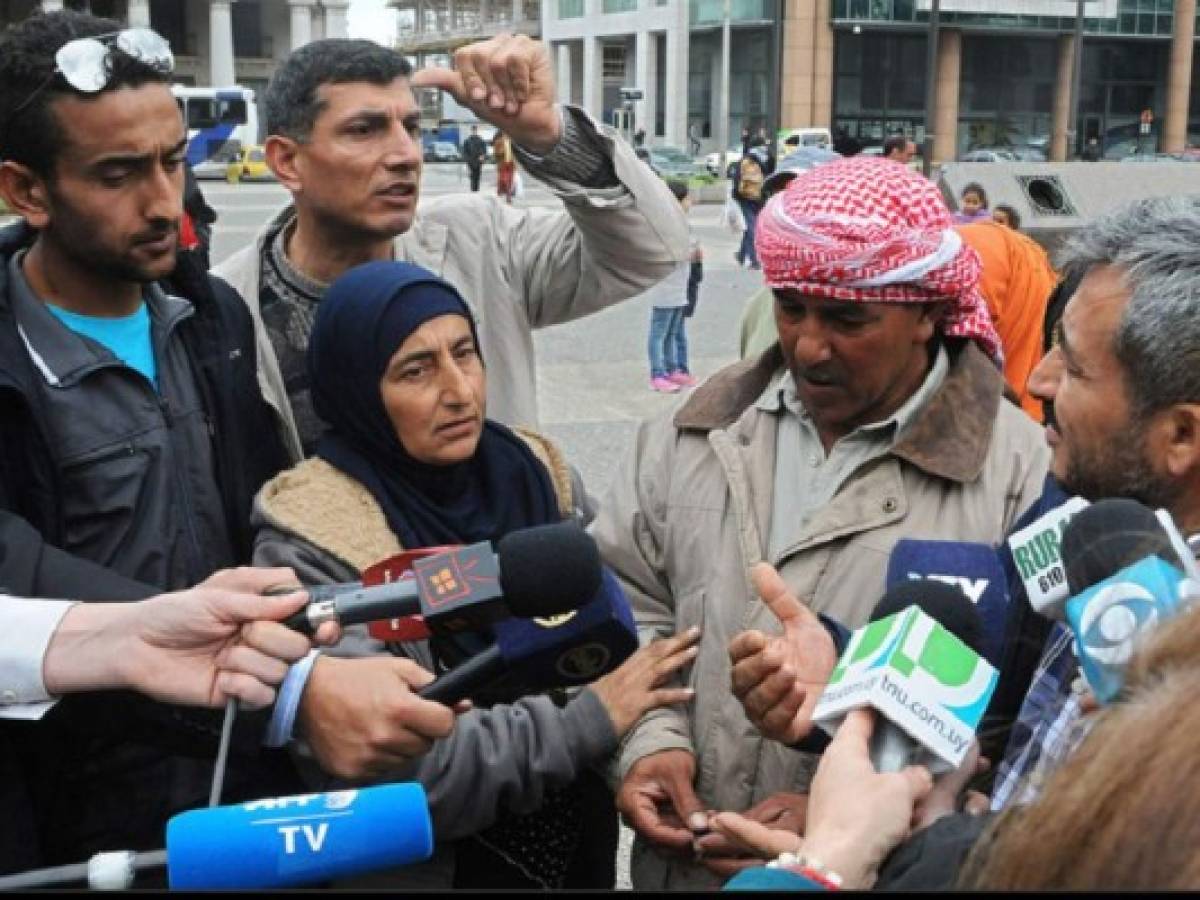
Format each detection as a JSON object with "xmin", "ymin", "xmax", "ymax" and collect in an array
[
  {"xmin": 650, "ymin": 375, "xmax": 681, "ymax": 393},
  {"xmin": 667, "ymin": 371, "xmax": 698, "ymax": 387}
]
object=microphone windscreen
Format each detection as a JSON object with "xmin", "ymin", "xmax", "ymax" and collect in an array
[
  {"xmin": 496, "ymin": 521, "xmax": 602, "ymax": 618},
  {"xmin": 1062, "ymin": 498, "xmax": 1181, "ymax": 595},
  {"xmin": 166, "ymin": 783, "xmax": 431, "ymax": 889},
  {"xmin": 870, "ymin": 578, "xmax": 985, "ymax": 656}
]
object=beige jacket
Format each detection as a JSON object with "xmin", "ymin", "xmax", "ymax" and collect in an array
[
  {"xmin": 214, "ymin": 108, "xmax": 691, "ymax": 461},
  {"xmin": 589, "ymin": 342, "xmax": 1050, "ymax": 889}
]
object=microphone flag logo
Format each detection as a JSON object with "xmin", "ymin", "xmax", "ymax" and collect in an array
[
  {"xmin": 814, "ymin": 606, "xmax": 998, "ymax": 770},
  {"xmin": 1065, "ymin": 554, "xmax": 1184, "ymax": 703}
]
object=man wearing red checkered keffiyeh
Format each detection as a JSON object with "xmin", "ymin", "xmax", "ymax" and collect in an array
[
  {"xmin": 755, "ymin": 155, "xmax": 1002, "ymax": 361},
  {"xmin": 599, "ymin": 156, "xmax": 1050, "ymax": 893}
]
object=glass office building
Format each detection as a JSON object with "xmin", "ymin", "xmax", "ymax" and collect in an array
[{"xmin": 830, "ymin": 0, "xmax": 1200, "ymax": 157}]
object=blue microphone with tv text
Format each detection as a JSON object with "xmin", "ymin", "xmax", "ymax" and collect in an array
[
  {"xmin": 0, "ymin": 783, "xmax": 432, "ymax": 891},
  {"xmin": 885, "ymin": 539, "xmax": 1010, "ymax": 667}
]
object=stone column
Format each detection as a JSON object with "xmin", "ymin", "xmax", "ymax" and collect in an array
[
  {"xmin": 556, "ymin": 42, "xmax": 572, "ymax": 106},
  {"xmin": 780, "ymin": 0, "xmax": 832, "ymax": 129},
  {"xmin": 932, "ymin": 28, "xmax": 961, "ymax": 165},
  {"xmin": 635, "ymin": 29, "xmax": 657, "ymax": 139},
  {"xmin": 715, "ymin": 21, "xmax": 731, "ymax": 155},
  {"xmin": 583, "ymin": 36, "xmax": 602, "ymax": 121},
  {"xmin": 127, "ymin": 0, "xmax": 151, "ymax": 28},
  {"xmin": 209, "ymin": 0, "xmax": 236, "ymax": 87},
  {"xmin": 634, "ymin": 30, "xmax": 649, "ymax": 139},
  {"xmin": 1050, "ymin": 33, "xmax": 1073, "ymax": 162},
  {"xmin": 323, "ymin": 0, "xmax": 351, "ymax": 39},
  {"xmin": 1164, "ymin": 0, "xmax": 1196, "ymax": 154},
  {"xmin": 512, "ymin": 0, "xmax": 523, "ymax": 24},
  {"xmin": 289, "ymin": 0, "xmax": 315, "ymax": 51},
  {"xmin": 664, "ymin": 2, "xmax": 689, "ymax": 147}
]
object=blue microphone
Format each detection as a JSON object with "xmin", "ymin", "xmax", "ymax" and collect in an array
[
  {"xmin": 0, "ymin": 784, "xmax": 433, "ymax": 891},
  {"xmin": 1059, "ymin": 498, "xmax": 1198, "ymax": 704},
  {"xmin": 167, "ymin": 782, "xmax": 432, "ymax": 889},
  {"xmin": 418, "ymin": 567, "xmax": 639, "ymax": 705},
  {"xmin": 885, "ymin": 539, "xmax": 1009, "ymax": 667}
]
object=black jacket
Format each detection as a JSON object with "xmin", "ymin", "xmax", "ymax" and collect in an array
[
  {"xmin": 0, "ymin": 222, "xmax": 299, "ymax": 876},
  {"xmin": 0, "ymin": 221, "xmax": 285, "ymax": 578}
]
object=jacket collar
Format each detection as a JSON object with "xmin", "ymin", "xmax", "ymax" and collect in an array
[
  {"xmin": 674, "ymin": 340, "xmax": 1003, "ymax": 484},
  {"xmin": 0, "ymin": 222, "xmax": 192, "ymax": 388},
  {"xmin": 253, "ymin": 203, "xmax": 450, "ymax": 279}
]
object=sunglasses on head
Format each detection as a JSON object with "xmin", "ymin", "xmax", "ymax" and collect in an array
[{"xmin": 10, "ymin": 28, "xmax": 174, "ymax": 121}]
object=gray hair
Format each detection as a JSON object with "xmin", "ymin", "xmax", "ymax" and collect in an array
[
  {"xmin": 1058, "ymin": 195, "xmax": 1200, "ymax": 419},
  {"xmin": 264, "ymin": 39, "xmax": 411, "ymax": 141}
]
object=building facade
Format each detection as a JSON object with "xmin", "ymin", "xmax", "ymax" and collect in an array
[
  {"xmin": 828, "ymin": 0, "xmax": 1200, "ymax": 160},
  {"xmin": 1, "ymin": 0, "xmax": 351, "ymax": 100},
  {"xmin": 447, "ymin": 0, "xmax": 1199, "ymax": 160}
]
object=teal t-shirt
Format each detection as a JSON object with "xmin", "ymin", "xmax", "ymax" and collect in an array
[{"xmin": 47, "ymin": 301, "xmax": 158, "ymax": 389}]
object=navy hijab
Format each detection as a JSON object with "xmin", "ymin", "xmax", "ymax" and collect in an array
[{"xmin": 309, "ymin": 261, "xmax": 560, "ymax": 550}]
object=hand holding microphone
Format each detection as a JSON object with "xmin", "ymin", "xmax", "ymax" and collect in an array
[
  {"xmin": 298, "ymin": 655, "xmax": 462, "ymax": 780},
  {"xmin": 41, "ymin": 566, "xmax": 339, "ymax": 710},
  {"xmin": 728, "ymin": 562, "xmax": 840, "ymax": 745}
]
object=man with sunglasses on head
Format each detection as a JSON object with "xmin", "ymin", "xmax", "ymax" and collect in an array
[
  {"xmin": 214, "ymin": 34, "xmax": 690, "ymax": 461},
  {"xmin": 0, "ymin": 11, "xmax": 456, "ymax": 879}
]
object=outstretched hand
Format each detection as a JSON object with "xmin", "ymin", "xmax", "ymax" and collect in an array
[
  {"xmin": 728, "ymin": 562, "xmax": 839, "ymax": 744},
  {"xmin": 410, "ymin": 34, "xmax": 561, "ymax": 155}
]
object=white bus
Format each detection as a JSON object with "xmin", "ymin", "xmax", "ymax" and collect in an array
[{"xmin": 172, "ymin": 85, "xmax": 259, "ymax": 179}]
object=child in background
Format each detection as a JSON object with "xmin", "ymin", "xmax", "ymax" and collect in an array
[
  {"xmin": 647, "ymin": 180, "xmax": 702, "ymax": 393},
  {"xmin": 954, "ymin": 182, "xmax": 991, "ymax": 224},
  {"xmin": 993, "ymin": 203, "xmax": 1021, "ymax": 230}
]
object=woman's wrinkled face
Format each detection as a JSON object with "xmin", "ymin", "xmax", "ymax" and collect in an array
[{"xmin": 379, "ymin": 314, "xmax": 485, "ymax": 465}]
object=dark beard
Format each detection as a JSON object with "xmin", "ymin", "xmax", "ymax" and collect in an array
[{"xmin": 1063, "ymin": 429, "xmax": 1176, "ymax": 510}]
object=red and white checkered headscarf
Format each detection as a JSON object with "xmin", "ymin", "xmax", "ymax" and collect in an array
[{"xmin": 755, "ymin": 155, "xmax": 1002, "ymax": 361}]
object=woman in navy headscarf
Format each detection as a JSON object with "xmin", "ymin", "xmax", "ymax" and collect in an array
[{"xmin": 251, "ymin": 261, "xmax": 697, "ymax": 890}]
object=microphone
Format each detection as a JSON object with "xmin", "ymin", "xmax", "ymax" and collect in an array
[
  {"xmin": 0, "ymin": 783, "xmax": 432, "ymax": 891},
  {"xmin": 885, "ymin": 539, "xmax": 1009, "ymax": 665},
  {"xmin": 1058, "ymin": 498, "xmax": 1197, "ymax": 703},
  {"xmin": 1005, "ymin": 496, "xmax": 1091, "ymax": 618},
  {"xmin": 418, "ymin": 567, "xmax": 639, "ymax": 705},
  {"xmin": 812, "ymin": 580, "xmax": 998, "ymax": 774},
  {"xmin": 284, "ymin": 521, "xmax": 601, "ymax": 636}
]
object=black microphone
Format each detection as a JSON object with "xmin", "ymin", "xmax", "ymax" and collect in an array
[
  {"xmin": 1061, "ymin": 497, "xmax": 1185, "ymax": 596},
  {"xmin": 418, "ymin": 568, "xmax": 638, "ymax": 705},
  {"xmin": 1056, "ymin": 498, "xmax": 1198, "ymax": 704},
  {"xmin": 284, "ymin": 521, "xmax": 601, "ymax": 636},
  {"xmin": 866, "ymin": 579, "xmax": 985, "ymax": 773}
]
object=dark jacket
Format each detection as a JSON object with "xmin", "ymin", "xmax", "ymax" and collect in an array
[
  {"xmin": 462, "ymin": 133, "xmax": 488, "ymax": 168},
  {"xmin": 0, "ymin": 221, "xmax": 285, "ymax": 580},
  {"xmin": 0, "ymin": 221, "xmax": 297, "ymax": 876}
]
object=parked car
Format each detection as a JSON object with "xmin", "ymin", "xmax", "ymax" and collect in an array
[
  {"xmin": 1119, "ymin": 152, "xmax": 1182, "ymax": 163},
  {"xmin": 424, "ymin": 141, "xmax": 462, "ymax": 163},
  {"xmin": 705, "ymin": 145, "xmax": 743, "ymax": 176},
  {"xmin": 1010, "ymin": 146, "xmax": 1048, "ymax": 161},
  {"xmin": 776, "ymin": 127, "xmax": 832, "ymax": 157},
  {"xmin": 225, "ymin": 145, "xmax": 273, "ymax": 183},
  {"xmin": 957, "ymin": 148, "xmax": 1018, "ymax": 162},
  {"xmin": 638, "ymin": 145, "xmax": 701, "ymax": 180}
]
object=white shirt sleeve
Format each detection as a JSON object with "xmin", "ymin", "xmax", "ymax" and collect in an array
[{"xmin": 0, "ymin": 595, "xmax": 77, "ymax": 720}]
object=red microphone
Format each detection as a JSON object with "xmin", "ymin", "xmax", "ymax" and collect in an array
[{"xmin": 365, "ymin": 547, "xmax": 454, "ymax": 642}]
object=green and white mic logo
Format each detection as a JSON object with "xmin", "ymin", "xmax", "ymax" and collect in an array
[{"xmin": 817, "ymin": 606, "xmax": 998, "ymax": 767}]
